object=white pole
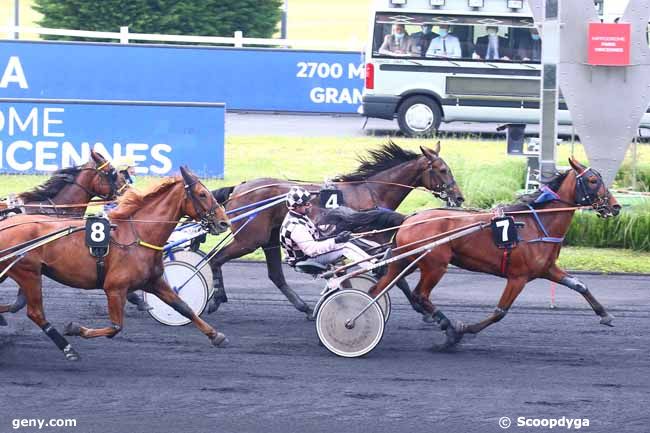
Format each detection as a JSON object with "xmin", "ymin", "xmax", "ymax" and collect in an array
[
  {"xmin": 119, "ymin": 26, "xmax": 129, "ymax": 44},
  {"xmin": 13, "ymin": 0, "xmax": 19, "ymax": 40}
]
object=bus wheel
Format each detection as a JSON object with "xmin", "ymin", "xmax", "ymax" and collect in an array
[{"xmin": 397, "ymin": 96, "xmax": 442, "ymax": 137}]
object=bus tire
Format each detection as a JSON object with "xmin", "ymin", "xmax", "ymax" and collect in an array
[{"xmin": 397, "ymin": 96, "xmax": 442, "ymax": 137}]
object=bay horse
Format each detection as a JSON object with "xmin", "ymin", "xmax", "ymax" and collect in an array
[
  {"xmin": 0, "ymin": 167, "xmax": 230, "ymax": 360},
  {"xmin": 0, "ymin": 151, "xmax": 128, "ymax": 326},
  {"xmin": 369, "ymin": 157, "xmax": 621, "ymax": 349},
  {"xmin": 209, "ymin": 140, "xmax": 464, "ymax": 318}
]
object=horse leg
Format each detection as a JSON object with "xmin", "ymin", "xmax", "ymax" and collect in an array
[
  {"xmin": 0, "ymin": 288, "xmax": 27, "ymax": 314},
  {"xmin": 207, "ymin": 240, "xmax": 259, "ymax": 315},
  {"xmin": 126, "ymin": 291, "xmax": 153, "ymax": 311},
  {"xmin": 64, "ymin": 288, "xmax": 126, "ymax": 339},
  {"xmin": 263, "ymin": 236, "xmax": 313, "ymax": 319},
  {"xmin": 19, "ymin": 272, "xmax": 80, "ymax": 361},
  {"xmin": 145, "ymin": 276, "xmax": 229, "ymax": 347},
  {"xmin": 463, "ymin": 276, "xmax": 528, "ymax": 335},
  {"xmin": 545, "ymin": 264, "xmax": 614, "ymax": 326}
]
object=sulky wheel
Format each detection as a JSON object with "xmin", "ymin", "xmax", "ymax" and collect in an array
[
  {"xmin": 166, "ymin": 249, "xmax": 214, "ymax": 299},
  {"xmin": 316, "ymin": 290, "xmax": 385, "ymax": 358},
  {"xmin": 145, "ymin": 261, "xmax": 209, "ymax": 326},
  {"xmin": 340, "ymin": 275, "xmax": 391, "ymax": 322}
]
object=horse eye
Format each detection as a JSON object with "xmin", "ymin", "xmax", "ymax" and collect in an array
[{"xmin": 200, "ymin": 192, "xmax": 207, "ymax": 198}]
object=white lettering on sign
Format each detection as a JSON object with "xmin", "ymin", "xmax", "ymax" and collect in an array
[
  {"xmin": 0, "ymin": 105, "xmax": 175, "ymax": 174},
  {"xmin": 296, "ymin": 62, "xmax": 363, "ymax": 106},
  {"xmin": 310, "ymin": 87, "xmax": 363, "ymax": 104},
  {"xmin": 0, "ymin": 56, "xmax": 28, "ymax": 89}
]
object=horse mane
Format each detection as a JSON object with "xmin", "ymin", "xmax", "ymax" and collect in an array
[
  {"xmin": 501, "ymin": 170, "xmax": 570, "ymax": 212},
  {"xmin": 109, "ymin": 177, "xmax": 181, "ymax": 219},
  {"xmin": 333, "ymin": 140, "xmax": 419, "ymax": 182},
  {"xmin": 19, "ymin": 166, "xmax": 82, "ymax": 203}
]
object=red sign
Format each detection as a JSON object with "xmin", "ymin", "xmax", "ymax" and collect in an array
[{"xmin": 588, "ymin": 23, "xmax": 631, "ymax": 66}]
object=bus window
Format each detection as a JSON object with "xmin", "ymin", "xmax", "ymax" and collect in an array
[{"xmin": 372, "ymin": 12, "xmax": 537, "ymax": 63}]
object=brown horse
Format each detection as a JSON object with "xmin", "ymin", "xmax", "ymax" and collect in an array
[
  {"xmin": 369, "ymin": 158, "xmax": 620, "ymax": 349},
  {"xmin": 0, "ymin": 151, "xmax": 128, "ymax": 326},
  {"xmin": 0, "ymin": 150, "xmax": 126, "ymax": 217},
  {"xmin": 209, "ymin": 141, "xmax": 464, "ymax": 317},
  {"xmin": 0, "ymin": 167, "xmax": 230, "ymax": 360}
]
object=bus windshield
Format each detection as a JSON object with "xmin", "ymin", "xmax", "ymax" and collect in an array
[{"xmin": 372, "ymin": 12, "xmax": 539, "ymax": 63}]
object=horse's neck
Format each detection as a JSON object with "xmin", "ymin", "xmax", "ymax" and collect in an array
[
  {"xmin": 366, "ymin": 160, "xmax": 421, "ymax": 208},
  {"xmin": 46, "ymin": 183, "xmax": 91, "ymax": 214},
  {"xmin": 536, "ymin": 173, "xmax": 577, "ymax": 237},
  {"xmin": 130, "ymin": 185, "xmax": 185, "ymax": 247}
]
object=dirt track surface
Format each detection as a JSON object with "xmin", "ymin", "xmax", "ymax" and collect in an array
[{"xmin": 1, "ymin": 262, "xmax": 649, "ymax": 433}]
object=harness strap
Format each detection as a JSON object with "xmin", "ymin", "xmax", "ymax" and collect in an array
[
  {"xmin": 525, "ymin": 205, "xmax": 564, "ymax": 244},
  {"xmin": 96, "ymin": 256, "xmax": 106, "ymax": 290},
  {"xmin": 138, "ymin": 240, "xmax": 164, "ymax": 251},
  {"xmin": 500, "ymin": 248, "xmax": 512, "ymax": 275}
]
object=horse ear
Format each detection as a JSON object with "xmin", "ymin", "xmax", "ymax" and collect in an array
[
  {"xmin": 179, "ymin": 165, "xmax": 194, "ymax": 184},
  {"xmin": 90, "ymin": 150, "xmax": 106, "ymax": 164},
  {"xmin": 420, "ymin": 145, "xmax": 437, "ymax": 161},
  {"xmin": 434, "ymin": 141, "xmax": 441, "ymax": 154},
  {"xmin": 568, "ymin": 157, "xmax": 585, "ymax": 174}
]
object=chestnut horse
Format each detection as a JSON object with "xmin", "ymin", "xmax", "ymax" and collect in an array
[
  {"xmin": 370, "ymin": 158, "xmax": 621, "ymax": 349},
  {"xmin": 0, "ymin": 167, "xmax": 230, "ymax": 360},
  {"xmin": 0, "ymin": 151, "xmax": 128, "ymax": 326},
  {"xmin": 209, "ymin": 141, "xmax": 464, "ymax": 317}
]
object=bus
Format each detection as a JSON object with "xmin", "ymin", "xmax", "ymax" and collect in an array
[{"xmin": 361, "ymin": 0, "xmax": 649, "ymax": 136}]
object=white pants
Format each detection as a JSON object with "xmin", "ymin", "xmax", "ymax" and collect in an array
[{"xmin": 309, "ymin": 242, "xmax": 374, "ymax": 269}]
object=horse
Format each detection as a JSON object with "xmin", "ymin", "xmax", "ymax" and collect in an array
[
  {"xmin": 208, "ymin": 140, "xmax": 465, "ymax": 318},
  {"xmin": 0, "ymin": 151, "xmax": 128, "ymax": 326},
  {"xmin": 367, "ymin": 157, "xmax": 621, "ymax": 349},
  {"xmin": 0, "ymin": 150, "xmax": 126, "ymax": 217},
  {"xmin": 0, "ymin": 167, "xmax": 231, "ymax": 360}
]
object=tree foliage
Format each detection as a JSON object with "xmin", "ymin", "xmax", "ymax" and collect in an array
[{"xmin": 33, "ymin": 0, "xmax": 282, "ymax": 41}]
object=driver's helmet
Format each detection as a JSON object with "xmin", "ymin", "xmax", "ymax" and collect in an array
[{"xmin": 286, "ymin": 186, "xmax": 311, "ymax": 209}]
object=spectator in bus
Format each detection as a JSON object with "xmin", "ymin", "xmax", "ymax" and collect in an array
[
  {"xmin": 425, "ymin": 24, "xmax": 462, "ymax": 59},
  {"xmin": 473, "ymin": 26, "xmax": 511, "ymax": 61},
  {"xmin": 379, "ymin": 24, "xmax": 414, "ymax": 56},
  {"xmin": 517, "ymin": 28, "xmax": 542, "ymax": 62},
  {"xmin": 409, "ymin": 24, "xmax": 437, "ymax": 57}
]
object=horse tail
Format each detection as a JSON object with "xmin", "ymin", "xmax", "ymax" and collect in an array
[
  {"xmin": 318, "ymin": 207, "xmax": 405, "ymax": 234},
  {"xmin": 212, "ymin": 186, "xmax": 235, "ymax": 204}
]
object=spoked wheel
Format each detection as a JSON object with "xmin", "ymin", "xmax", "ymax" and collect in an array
[
  {"xmin": 340, "ymin": 275, "xmax": 391, "ymax": 322},
  {"xmin": 145, "ymin": 261, "xmax": 209, "ymax": 326},
  {"xmin": 316, "ymin": 290, "xmax": 385, "ymax": 358},
  {"xmin": 166, "ymin": 249, "xmax": 214, "ymax": 299}
]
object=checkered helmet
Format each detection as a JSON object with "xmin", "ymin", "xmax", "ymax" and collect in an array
[{"xmin": 286, "ymin": 186, "xmax": 311, "ymax": 208}]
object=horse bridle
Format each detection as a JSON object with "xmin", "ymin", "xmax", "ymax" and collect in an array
[
  {"xmin": 182, "ymin": 176, "xmax": 223, "ymax": 232},
  {"xmin": 67, "ymin": 161, "xmax": 121, "ymax": 201},
  {"xmin": 574, "ymin": 167, "xmax": 611, "ymax": 210},
  {"xmin": 424, "ymin": 160, "xmax": 458, "ymax": 202}
]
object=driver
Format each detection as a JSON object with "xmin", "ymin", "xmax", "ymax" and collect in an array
[{"xmin": 279, "ymin": 186, "xmax": 373, "ymax": 269}]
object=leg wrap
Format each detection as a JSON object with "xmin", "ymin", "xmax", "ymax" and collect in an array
[
  {"xmin": 8, "ymin": 292, "xmax": 27, "ymax": 313},
  {"xmin": 560, "ymin": 276, "xmax": 588, "ymax": 294},
  {"xmin": 170, "ymin": 299, "xmax": 195, "ymax": 319},
  {"xmin": 41, "ymin": 322, "xmax": 71, "ymax": 351},
  {"xmin": 432, "ymin": 310, "xmax": 450, "ymax": 330}
]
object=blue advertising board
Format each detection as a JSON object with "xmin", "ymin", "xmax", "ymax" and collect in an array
[
  {"xmin": 0, "ymin": 98, "xmax": 225, "ymax": 177},
  {"xmin": 0, "ymin": 41, "xmax": 364, "ymax": 114}
]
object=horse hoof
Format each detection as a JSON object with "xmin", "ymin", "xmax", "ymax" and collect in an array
[
  {"xmin": 211, "ymin": 332, "xmax": 229, "ymax": 348},
  {"xmin": 600, "ymin": 313, "xmax": 615, "ymax": 327},
  {"xmin": 137, "ymin": 301, "xmax": 153, "ymax": 312},
  {"xmin": 305, "ymin": 308, "xmax": 316, "ymax": 321},
  {"xmin": 63, "ymin": 322, "xmax": 82, "ymax": 336},
  {"xmin": 207, "ymin": 299, "xmax": 221, "ymax": 315},
  {"xmin": 63, "ymin": 346, "xmax": 80, "ymax": 361},
  {"xmin": 0, "ymin": 314, "xmax": 7, "ymax": 326}
]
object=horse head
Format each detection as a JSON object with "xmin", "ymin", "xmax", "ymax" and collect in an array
[
  {"xmin": 568, "ymin": 157, "xmax": 621, "ymax": 217},
  {"xmin": 180, "ymin": 166, "xmax": 231, "ymax": 235},
  {"xmin": 85, "ymin": 150, "xmax": 129, "ymax": 200},
  {"xmin": 419, "ymin": 142, "xmax": 465, "ymax": 207}
]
